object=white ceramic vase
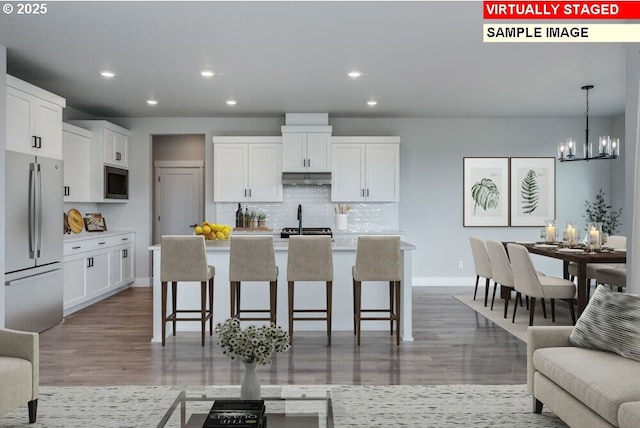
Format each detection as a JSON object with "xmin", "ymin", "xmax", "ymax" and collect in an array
[
  {"xmin": 240, "ymin": 361, "xmax": 261, "ymax": 400},
  {"xmin": 336, "ymin": 213, "xmax": 348, "ymax": 231}
]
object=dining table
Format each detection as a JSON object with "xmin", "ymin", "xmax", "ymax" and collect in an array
[{"xmin": 517, "ymin": 243, "xmax": 626, "ymax": 317}]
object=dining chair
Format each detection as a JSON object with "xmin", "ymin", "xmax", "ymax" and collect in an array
[
  {"xmin": 568, "ymin": 235, "xmax": 626, "ymax": 297},
  {"xmin": 160, "ymin": 235, "xmax": 215, "ymax": 346},
  {"xmin": 485, "ymin": 240, "xmax": 516, "ymax": 318},
  {"xmin": 507, "ymin": 243, "xmax": 576, "ymax": 326},
  {"xmin": 469, "ymin": 237, "xmax": 493, "ymax": 307},
  {"xmin": 229, "ymin": 235, "xmax": 279, "ymax": 324},
  {"xmin": 352, "ymin": 235, "xmax": 402, "ymax": 346},
  {"xmin": 287, "ymin": 236, "xmax": 333, "ymax": 345},
  {"xmin": 594, "ymin": 267, "xmax": 626, "ymax": 292}
]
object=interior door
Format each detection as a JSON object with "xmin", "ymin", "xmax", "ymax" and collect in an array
[{"xmin": 155, "ymin": 166, "xmax": 203, "ymax": 240}]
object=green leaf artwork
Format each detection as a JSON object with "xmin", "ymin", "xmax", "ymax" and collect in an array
[
  {"xmin": 471, "ymin": 178, "xmax": 500, "ymax": 214},
  {"xmin": 520, "ymin": 169, "xmax": 540, "ymax": 215}
]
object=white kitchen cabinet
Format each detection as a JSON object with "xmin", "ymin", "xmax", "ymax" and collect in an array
[
  {"xmin": 62, "ymin": 123, "xmax": 92, "ymax": 202},
  {"xmin": 212, "ymin": 137, "xmax": 283, "ymax": 202},
  {"xmin": 281, "ymin": 129, "xmax": 331, "ymax": 172},
  {"xmin": 6, "ymin": 75, "xmax": 66, "ymax": 160},
  {"xmin": 331, "ymin": 137, "xmax": 400, "ymax": 202},
  {"xmin": 103, "ymin": 128, "xmax": 129, "ymax": 168},
  {"xmin": 63, "ymin": 232, "xmax": 136, "ymax": 315}
]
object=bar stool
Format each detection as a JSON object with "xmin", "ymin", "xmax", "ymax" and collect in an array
[
  {"xmin": 160, "ymin": 235, "xmax": 215, "ymax": 347},
  {"xmin": 229, "ymin": 236, "xmax": 278, "ymax": 324},
  {"xmin": 287, "ymin": 235, "xmax": 333, "ymax": 345},
  {"xmin": 352, "ymin": 235, "xmax": 402, "ymax": 346}
]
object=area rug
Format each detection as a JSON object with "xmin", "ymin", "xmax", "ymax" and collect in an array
[
  {"xmin": 0, "ymin": 384, "xmax": 567, "ymax": 427},
  {"xmin": 455, "ymin": 294, "xmax": 574, "ymax": 343}
]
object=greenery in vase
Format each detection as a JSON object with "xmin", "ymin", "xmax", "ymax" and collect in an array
[
  {"xmin": 215, "ymin": 318, "xmax": 290, "ymax": 364},
  {"xmin": 583, "ymin": 188, "xmax": 623, "ymax": 235},
  {"xmin": 257, "ymin": 212, "xmax": 266, "ymax": 221}
]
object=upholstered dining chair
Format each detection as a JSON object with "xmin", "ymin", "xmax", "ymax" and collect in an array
[
  {"xmin": 507, "ymin": 243, "xmax": 577, "ymax": 326},
  {"xmin": 229, "ymin": 235, "xmax": 279, "ymax": 324},
  {"xmin": 352, "ymin": 235, "xmax": 402, "ymax": 346},
  {"xmin": 0, "ymin": 328, "xmax": 39, "ymax": 423},
  {"xmin": 568, "ymin": 235, "xmax": 626, "ymax": 297},
  {"xmin": 485, "ymin": 239, "xmax": 516, "ymax": 318},
  {"xmin": 594, "ymin": 267, "xmax": 627, "ymax": 292},
  {"xmin": 287, "ymin": 235, "xmax": 333, "ymax": 345},
  {"xmin": 160, "ymin": 235, "xmax": 215, "ymax": 346},
  {"xmin": 469, "ymin": 237, "xmax": 493, "ymax": 306}
]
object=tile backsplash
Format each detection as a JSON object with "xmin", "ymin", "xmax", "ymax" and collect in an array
[{"xmin": 215, "ymin": 186, "xmax": 398, "ymax": 231}]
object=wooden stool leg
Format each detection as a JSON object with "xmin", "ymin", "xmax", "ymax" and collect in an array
[
  {"xmin": 512, "ymin": 292, "xmax": 520, "ymax": 323},
  {"xmin": 171, "ymin": 281, "xmax": 178, "ymax": 336},
  {"xmin": 355, "ymin": 280, "xmax": 362, "ymax": 346},
  {"xmin": 201, "ymin": 281, "xmax": 206, "ymax": 346},
  {"xmin": 161, "ymin": 281, "xmax": 167, "ymax": 346},
  {"xmin": 395, "ymin": 280, "xmax": 401, "ymax": 346},
  {"xmin": 271, "ymin": 280, "xmax": 277, "ymax": 324},
  {"xmin": 529, "ymin": 297, "xmax": 536, "ymax": 326},
  {"xmin": 209, "ymin": 277, "xmax": 214, "ymax": 335},
  {"xmin": 327, "ymin": 281, "xmax": 332, "ymax": 346},
  {"xmin": 551, "ymin": 298, "xmax": 556, "ymax": 323},
  {"xmin": 236, "ymin": 283, "xmax": 242, "ymax": 320},
  {"xmin": 389, "ymin": 281, "xmax": 394, "ymax": 335},
  {"xmin": 352, "ymin": 278, "xmax": 357, "ymax": 335},
  {"xmin": 288, "ymin": 281, "xmax": 294, "ymax": 342}
]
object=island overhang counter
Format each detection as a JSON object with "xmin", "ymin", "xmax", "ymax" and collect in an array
[{"xmin": 149, "ymin": 237, "xmax": 416, "ymax": 343}]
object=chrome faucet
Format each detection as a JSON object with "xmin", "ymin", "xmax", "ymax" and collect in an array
[{"xmin": 297, "ymin": 204, "xmax": 302, "ymax": 235}]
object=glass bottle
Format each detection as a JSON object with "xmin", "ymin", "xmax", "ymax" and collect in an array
[
  {"xmin": 235, "ymin": 203, "xmax": 243, "ymax": 228},
  {"xmin": 243, "ymin": 205, "xmax": 250, "ymax": 228}
]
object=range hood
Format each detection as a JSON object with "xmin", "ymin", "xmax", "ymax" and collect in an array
[{"xmin": 281, "ymin": 172, "xmax": 331, "ymax": 186}]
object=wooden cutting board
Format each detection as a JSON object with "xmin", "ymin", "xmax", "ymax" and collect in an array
[{"xmin": 67, "ymin": 208, "xmax": 84, "ymax": 234}]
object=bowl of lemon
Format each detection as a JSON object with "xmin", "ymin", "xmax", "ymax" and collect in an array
[{"xmin": 193, "ymin": 222, "xmax": 232, "ymax": 240}]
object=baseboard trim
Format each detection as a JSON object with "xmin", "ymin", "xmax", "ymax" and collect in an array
[{"xmin": 132, "ymin": 277, "xmax": 151, "ymax": 287}]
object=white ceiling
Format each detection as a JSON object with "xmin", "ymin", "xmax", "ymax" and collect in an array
[{"xmin": 0, "ymin": 1, "xmax": 627, "ymax": 119}]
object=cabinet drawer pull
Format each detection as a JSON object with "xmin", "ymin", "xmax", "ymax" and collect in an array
[
  {"xmin": 72, "ymin": 246, "xmax": 81, "ymax": 250},
  {"xmin": 98, "ymin": 242, "xmax": 106, "ymax": 245},
  {"xmin": 32, "ymin": 136, "xmax": 38, "ymax": 148},
  {"xmin": 121, "ymin": 237, "xmax": 129, "ymax": 241}
]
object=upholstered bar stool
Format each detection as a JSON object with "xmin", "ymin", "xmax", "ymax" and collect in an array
[
  {"xmin": 287, "ymin": 236, "xmax": 333, "ymax": 345},
  {"xmin": 352, "ymin": 235, "xmax": 402, "ymax": 346},
  {"xmin": 229, "ymin": 236, "xmax": 279, "ymax": 324},
  {"xmin": 160, "ymin": 235, "xmax": 215, "ymax": 347}
]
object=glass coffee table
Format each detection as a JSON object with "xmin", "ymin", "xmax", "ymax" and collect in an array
[{"xmin": 148, "ymin": 386, "xmax": 334, "ymax": 428}]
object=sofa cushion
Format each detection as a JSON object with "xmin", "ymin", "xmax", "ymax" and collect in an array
[
  {"xmin": 569, "ymin": 285, "xmax": 640, "ymax": 362},
  {"xmin": 533, "ymin": 347, "xmax": 640, "ymax": 426},
  {"xmin": 0, "ymin": 356, "xmax": 33, "ymax": 416},
  {"xmin": 619, "ymin": 402, "xmax": 640, "ymax": 428}
]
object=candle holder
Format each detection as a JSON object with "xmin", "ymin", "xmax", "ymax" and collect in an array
[
  {"xmin": 563, "ymin": 221, "xmax": 579, "ymax": 248},
  {"xmin": 544, "ymin": 219, "xmax": 557, "ymax": 244},
  {"xmin": 586, "ymin": 222, "xmax": 602, "ymax": 253}
]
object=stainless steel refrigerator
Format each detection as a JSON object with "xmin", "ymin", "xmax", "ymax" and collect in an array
[{"xmin": 4, "ymin": 150, "xmax": 64, "ymax": 332}]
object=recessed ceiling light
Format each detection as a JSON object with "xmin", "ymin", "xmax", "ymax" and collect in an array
[
  {"xmin": 226, "ymin": 100, "xmax": 237, "ymax": 106},
  {"xmin": 348, "ymin": 71, "xmax": 362, "ymax": 78},
  {"xmin": 146, "ymin": 99, "xmax": 158, "ymax": 105},
  {"xmin": 201, "ymin": 70, "xmax": 215, "ymax": 78},
  {"xmin": 100, "ymin": 71, "xmax": 116, "ymax": 78},
  {"xmin": 367, "ymin": 100, "xmax": 378, "ymax": 106}
]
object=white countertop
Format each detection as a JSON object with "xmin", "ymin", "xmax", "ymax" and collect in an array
[
  {"xmin": 149, "ymin": 237, "xmax": 415, "ymax": 252},
  {"xmin": 64, "ymin": 230, "xmax": 134, "ymax": 243}
]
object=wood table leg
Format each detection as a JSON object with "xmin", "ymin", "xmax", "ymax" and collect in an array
[{"xmin": 576, "ymin": 262, "xmax": 588, "ymax": 317}]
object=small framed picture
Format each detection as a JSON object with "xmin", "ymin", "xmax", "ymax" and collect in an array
[
  {"xmin": 84, "ymin": 216, "xmax": 107, "ymax": 232},
  {"xmin": 509, "ymin": 157, "xmax": 556, "ymax": 226},
  {"xmin": 463, "ymin": 157, "xmax": 509, "ymax": 227}
]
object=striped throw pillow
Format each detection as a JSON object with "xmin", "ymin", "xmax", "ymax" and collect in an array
[{"xmin": 569, "ymin": 285, "xmax": 640, "ymax": 362}]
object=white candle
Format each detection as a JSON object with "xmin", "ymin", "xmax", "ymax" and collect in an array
[{"xmin": 546, "ymin": 225, "xmax": 556, "ymax": 243}]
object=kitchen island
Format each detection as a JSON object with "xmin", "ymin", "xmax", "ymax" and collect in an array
[{"xmin": 149, "ymin": 237, "xmax": 415, "ymax": 343}]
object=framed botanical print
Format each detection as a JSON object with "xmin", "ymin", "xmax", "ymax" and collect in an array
[
  {"xmin": 509, "ymin": 157, "xmax": 555, "ymax": 226},
  {"xmin": 463, "ymin": 157, "xmax": 509, "ymax": 226}
]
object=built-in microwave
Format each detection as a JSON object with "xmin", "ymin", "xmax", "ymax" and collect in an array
[{"xmin": 104, "ymin": 166, "xmax": 128, "ymax": 199}]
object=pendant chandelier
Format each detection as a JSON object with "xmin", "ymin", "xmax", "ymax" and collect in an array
[{"xmin": 557, "ymin": 85, "xmax": 620, "ymax": 162}]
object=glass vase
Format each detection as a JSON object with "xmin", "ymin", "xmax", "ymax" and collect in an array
[
  {"xmin": 586, "ymin": 222, "xmax": 603, "ymax": 252},
  {"xmin": 544, "ymin": 219, "xmax": 557, "ymax": 244}
]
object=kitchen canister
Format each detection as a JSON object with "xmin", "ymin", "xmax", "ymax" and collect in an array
[{"xmin": 336, "ymin": 213, "xmax": 348, "ymax": 231}]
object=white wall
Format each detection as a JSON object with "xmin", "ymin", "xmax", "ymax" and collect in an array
[
  {"xmin": 625, "ymin": 44, "xmax": 640, "ymax": 294},
  {"xmin": 0, "ymin": 45, "xmax": 6, "ymax": 326},
  {"xmin": 90, "ymin": 114, "xmax": 621, "ymax": 287}
]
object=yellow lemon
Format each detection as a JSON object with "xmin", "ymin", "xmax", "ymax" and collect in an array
[
  {"xmin": 208, "ymin": 231, "xmax": 216, "ymax": 240},
  {"xmin": 223, "ymin": 229, "xmax": 231, "ymax": 239},
  {"xmin": 202, "ymin": 225, "xmax": 211, "ymax": 234},
  {"xmin": 194, "ymin": 226, "xmax": 203, "ymax": 235},
  {"xmin": 216, "ymin": 231, "xmax": 225, "ymax": 240},
  {"xmin": 212, "ymin": 224, "xmax": 222, "ymax": 233}
]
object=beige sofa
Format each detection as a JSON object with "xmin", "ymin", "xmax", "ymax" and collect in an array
[
  {"xmin": 0, "ymin": 328, "xmax": 39, "ymax": 423},
  {"xmin": 528, "ymin": 326, "xmax": 640, "ymax": 428}
]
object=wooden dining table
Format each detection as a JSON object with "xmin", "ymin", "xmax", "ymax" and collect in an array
[{"xmin": 518, "ymin": 243, "xmax": 626, "ymax": 316}]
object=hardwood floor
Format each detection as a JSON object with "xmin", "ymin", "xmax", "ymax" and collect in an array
[{"xmin": 39, "ymin": 286, "xmax": 527, "ymax": 386}]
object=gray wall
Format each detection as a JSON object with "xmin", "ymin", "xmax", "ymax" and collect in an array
[
  {"xmin": 626, "ymin": 44, "xmax": 640, "ymax": 294},
  {"xmin": 152, "ymin": 134, "xmax": 205, "ymax": 161},
  {"xmin": 0, "ymin": 45, "xmax": 6, "ymax": 326},
  {"xmin": 86, "ymin": 114, "xmax": 622, "ymax": 286}
]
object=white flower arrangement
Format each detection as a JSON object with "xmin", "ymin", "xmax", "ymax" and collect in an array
[{"xmin": 215, "ymin": 318, "xmax": 291, "ymax": 365}]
